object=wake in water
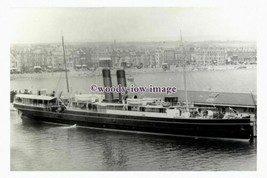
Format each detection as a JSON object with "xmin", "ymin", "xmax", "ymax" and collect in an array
[{"xmin": 60, "ymin": 124, "xmax": 77, "ymax": 129}]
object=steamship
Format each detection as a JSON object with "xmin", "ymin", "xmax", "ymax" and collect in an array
[{"xmin": 12, "ymin": 36, "xmax": 256, "ymax": 141}]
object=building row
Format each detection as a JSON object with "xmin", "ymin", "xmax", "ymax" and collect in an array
[
  {"xmin": 163, "ymin": 47, "xmax": 257, "ymax": 66},
  {"xmin": 10, "ymin": 44, "xmax": 257, "ymax": 73}
]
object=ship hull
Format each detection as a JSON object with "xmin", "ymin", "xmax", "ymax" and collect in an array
[{"xmin": 14, "ymin": 104, "xmax": 254, "ymax": 140}]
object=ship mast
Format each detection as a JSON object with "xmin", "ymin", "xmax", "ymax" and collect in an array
[
  {"xmin": 180, "ymin": 30, "xmax": 189, "ymax": 112},
  {"xmin": 62, "ymin": 36, "xmax": 70, "ymax": 93}
]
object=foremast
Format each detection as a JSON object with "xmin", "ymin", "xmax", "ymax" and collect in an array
[
  {"xmin": 62, "ymin": 36, "xmax": 70, "ymax": 93},
  {"xmin": 180, "ymin": 30, "xmax": 189, "ymax": 112}
]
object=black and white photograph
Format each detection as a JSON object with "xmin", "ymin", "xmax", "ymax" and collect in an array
[{"xmin": 3, "ymin": 1, "xmax": 265, "ymax": 175}]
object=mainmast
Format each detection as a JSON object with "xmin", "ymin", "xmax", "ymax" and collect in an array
[
  {"xmin": 62, "ymin": 36, "xmax": 70, "ymax": 93},
  {"xmin": 180, "ymin": 30, "xmax": 189, "ymax": 112}
]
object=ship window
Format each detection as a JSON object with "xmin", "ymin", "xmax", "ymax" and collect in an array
[
  {"xmin": 79, "ymin": 103, "xmax": 86, "ymax": 109},
  {"xmin": 88, "ymin": 103, "xmax": 92, "ymax": 110},
  {"xmin": 72, "ymin": 102, "xmax": 78, "ymax": 107},
  {"xmin": 33, "ymin": 99, "xmax": 37, "ymax": 105},
  {"xmin": 38, "ymin": 100, "xmax": 43, "ymax": 105},
  {"xmin": 17, "ymin": 97, "xmax": 22, "ymax": 103},
  {"xmin": 92, "ymin": 105, "xmax": 97, "ymax": 111},
  {"xmin": 249, "ymin": 108, "xmax": 255, "ymax": 113}
]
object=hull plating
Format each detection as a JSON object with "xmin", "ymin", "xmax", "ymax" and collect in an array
[{"xmin": 14, "ymin": 104, "xmax": 253, "ymax": 140}]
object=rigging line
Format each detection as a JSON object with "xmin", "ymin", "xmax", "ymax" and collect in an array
[
  {"xmin": 203, "ymin": 74, "xmax": 212, "ymax": 91},
  {"xmin": 188, "ymin": 71, "xmax": 199, "ymax": 91},
  {"xmin": 191, "ymin": 71, "xmax": 198, "ymax": 92},
  {"xmin": 186, "ymin": 69, "xmax": 195, "ymax": 90},
  {"xmin": 195, "ymin": 71, "xmax": 210, "ymax": 91},
  {"xmin": 209, "ymin": 71, "xmax": 221, "ymax": 91},
  {"xmin": 185, "ymin": 70, "xmax": 191, "ymax": 89},
  {"xmin": 54, "ymin": 71, "xmax": 63, "ymax": 94},
  {"xmin": 188, "ymin": 71, "xmax": 199, "ymax": 102},
  {"xmin": 184, "ymin": 71, "xmax": 191, "ymax": 102},
  {"xmin": 197, "ymin": 72, "xmax": 207, "ymax": 91},
  {"xmin": 213, "ymin": 73, "xmax": 222, "ymax": 91},
  {"xmin": 189, "ymin": 71, "xmax": 205, "ymax": 92},
  {"xmin": 197, "ymin": 73, "xmax": 207, "ymax": 91},
  {"xmin": 178, "ymin": 71, "xmax": 183, "ymax": 90},
  {"xmin": 92, "ymin": 64, "xmax": 98, "ymax": 91}
]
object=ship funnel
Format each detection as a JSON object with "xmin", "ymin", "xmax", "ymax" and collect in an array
[
  {"xmin": 116, "ymin": 69, "xmax": 127, "ymax": 102},
  {"xmin": 102, "ymin": 68, "xmax": 114, "ymax": 102}
]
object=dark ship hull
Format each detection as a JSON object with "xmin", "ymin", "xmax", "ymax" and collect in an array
[{"xmin": 14, "ymin": 104, "xmax": 254, "ymax": 140}]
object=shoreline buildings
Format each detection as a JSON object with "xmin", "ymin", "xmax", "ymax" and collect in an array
[{"xmin": 10, "ymin": 41, "xmax": 257, "ymax": 73}]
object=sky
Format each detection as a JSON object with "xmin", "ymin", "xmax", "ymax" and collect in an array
[{"xmin": 10, "ymin": 7, "xmax": 258, "ymax": 44}]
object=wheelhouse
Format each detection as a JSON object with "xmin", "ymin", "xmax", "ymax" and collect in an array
[{"xmin": 14, "ymin": 94, "xmax": 57, "ymax": 107}]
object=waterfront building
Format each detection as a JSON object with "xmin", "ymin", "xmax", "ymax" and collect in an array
[
  {"xmin": 32, "ymin": 48, "xmax": 48, "ymax": 67},
  {"xmin": 191, "ymin": 47, "xmax": 227, "ymax": 66},
  {"xmin": 155, "ymin": 51, "xmax": 162, "ymax": 67},
  {"xmin": 175, "ymin": 47, "xmax": 184, "ymax": 66},
  {"xmin": 10, "ymin": 53, "xmax": 21, "ymax": 73},
  {"xmin": 10, "ymin": 42, "xmax": 257, "ymax": 73},
  {"xmin": 164, "ymin": 49, "xmax": 176, "ymax": 64},
  {"xmin": 20, "ymin": 50, "xmax": 33, "ymax": 72},
  {"xmin": 51, "ymin": 47, "xmax": 73, "ymax": 69},
  {"xmin": 227, "ymin": 48, "xmax": 257, "ymax": 64},
  {"xmin": 10, "ymin": 48, "xmax": 35, "ymax": 73},
  {"xmin": 136, "ymin": 51, "xmax": 146, "ymax": 67},
  {"xmin": 99, "ymin": 57, "xmax": 112, "ymax": 68}
]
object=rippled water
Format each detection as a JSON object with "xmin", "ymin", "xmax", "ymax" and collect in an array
[
  {"xmin": 10, "ymin": 111, "xmax": 256, "ymax": 171},
  {"xmin": 10, "ymin": 69, "xmax": 257, "ymax": 171}
]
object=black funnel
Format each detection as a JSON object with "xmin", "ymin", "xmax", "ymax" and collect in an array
[
  {"xmin": 116, "ymin": 69, "xmax": 127, "ymax": 102},
  {"xmin": 102, "ymin": 69, "xmax": 114, "ymax": 102}
]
